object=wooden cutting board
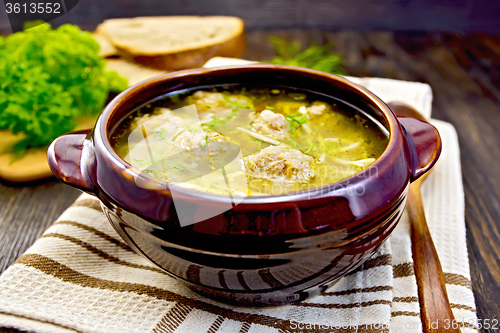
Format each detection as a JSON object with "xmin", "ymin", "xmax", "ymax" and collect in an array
[
  {"xmin": 0, "ymin": 116, "xmax": 97, "ymax": 183},
  {"xmin": 0, "ymin": 59, "xmax": 169, "ymax": 183}
]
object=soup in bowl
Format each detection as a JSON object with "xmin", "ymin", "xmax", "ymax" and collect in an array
[
  {"xmin": 47, "ymin": 65, "xmax": 441, "ymax": 306},
  {"xmin": 111, "ymin": 85, "xmax": 389, "ymax": 197}
]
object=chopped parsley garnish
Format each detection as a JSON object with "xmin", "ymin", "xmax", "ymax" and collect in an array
[
  {"xmin": 303, "ymin": 142, "xmax": 317, "ymax": 153},
  {"xmin": 133, "ymin": 158, "xmax": 152, "ymax": 166},
  {"xmin": 288, "ymin": 138, "xmax": 300, "ymax": 148},
  {"xmin": 199, "ymin": 135, "xmax": 209, "ymax": 150},
  {"xmin": 321, "ymin": 140, "xmax": 339, "ymax": 155},
  {"xmin": 205, "ymin": 116, "xmax": 229, "ymax": 129},
  {"xmin": 286, "ymin": 113, "xmax": 308, "ymax": 133},
  {"xmin": 249, "ymin": 139, "xmax": 262, "ymax": 150},
  {"xmin": 203, "ymin": 95, "xmax": 255, "ymax": 131},
  {"xmin": 134, "ymin": 149, "xmax": 172, "ymax": 167},
  {"xmin": 0, "ymin": 22, "xmax": 127, "ymax": 153},
  {"xmin": 222, "ymin": 95, "xmax": 254, "ymax": 116},
  {"xmin": 153, "ymin": 128, "xmax": 168, "ymax": 140},
  {"xmin": 288, "ymin": 139, "xmax": 317, "ymax": 154},
  {"xmin": 153, "ymin": 151, "xmax": 171, "ymax": 163}
]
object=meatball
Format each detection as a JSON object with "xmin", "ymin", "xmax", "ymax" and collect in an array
[
  {"xmin": 242, "ymin": 146, "xmax": 315, "ymax": 183},
  {"xmin": 133, "ymin": 108, "xmax": 184, "ymax": 135},
  {"xmin": 192, "ymin": 91, "xmax": 226, "ymax": 111},
  {"xmin": 252, "ymin": 110, "xmax": 289, "ymax": 139},
  {"xmin": 298, "ymin": 104, "xmax": 327, "ymax": 116},
  {"xmin": 173, "ymin": 130, "xmax": 226, "ymax": 155},
  {"xmin": 307, "ymin": 104, "xmax": 327, "ymax": 115}
]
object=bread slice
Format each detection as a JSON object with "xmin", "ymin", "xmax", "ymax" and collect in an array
[
  {"xmin": 96, "ymin": 16, "xmax": 246, "ymax": 70},
  {"xmin": 92, "ymin": 32, "xmax": 118, "ymax": 57}
]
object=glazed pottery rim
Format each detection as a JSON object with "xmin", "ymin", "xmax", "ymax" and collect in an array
[{"xmin": 96, "ymin": 64, "xmax": 402, "ymax": 205}]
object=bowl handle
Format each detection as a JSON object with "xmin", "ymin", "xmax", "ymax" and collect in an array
[
  {"xmin": 47, "ymin": 129, "xmax": 95, "ymax": 193},
  {"xmin": 388, "ymin": 102, "xmax": 442, "ymax": 182}
]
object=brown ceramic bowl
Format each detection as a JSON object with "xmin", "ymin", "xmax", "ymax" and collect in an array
[{"xmin": 47, "ymin": 65, "xmax": 441, "ymax": 306}]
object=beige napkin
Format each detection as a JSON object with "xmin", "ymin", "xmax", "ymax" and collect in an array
[{"xmin": 0, "ymin": 58, "xmax": 478, "ymax": 333}]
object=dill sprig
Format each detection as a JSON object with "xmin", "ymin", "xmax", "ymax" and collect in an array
[
  {"xmin": 266, "ymin": 36, "xmax": 345, "ymax": 75},
  {"xmin": 286, "ymin": 113, "xmax": 308, "ymax": 133}
]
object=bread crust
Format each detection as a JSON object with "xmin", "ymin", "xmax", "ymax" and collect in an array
[
  {"xmin": 129, "ymin": 30, "xmax": 246, "ymax": 70},
  {"xmin": 96, "ymin": 16, "xmax": 247, "ymax": 70},
  {"xmin": 92, "ymin": 32, "xmax": 118, "ymax": 57}
]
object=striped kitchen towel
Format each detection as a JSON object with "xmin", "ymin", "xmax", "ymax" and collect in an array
[{"xmin": 0, "ymin": 62, "xmax": 478, "ymax": 332}]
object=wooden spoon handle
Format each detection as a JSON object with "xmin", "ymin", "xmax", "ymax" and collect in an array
[{"xmin": 407, "ymin": 183, "xmax": 461, "ymax": 333}]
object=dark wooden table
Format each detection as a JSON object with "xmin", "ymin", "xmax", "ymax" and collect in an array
[{"xmin": 1, "ymin": 30, "xmax": 499, "ymax": 332}]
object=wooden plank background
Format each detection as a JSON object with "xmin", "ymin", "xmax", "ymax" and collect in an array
[
  {"xmin": 1, "ymin": 0, "xmax": 500, "ymax": 34},
  {"xmin": 1, "ymin": 29, "xmax": 500, "ymax": 332},
  {"xmin": 1, "ymin": 1, "xmax": 500, "ymax": 330}
]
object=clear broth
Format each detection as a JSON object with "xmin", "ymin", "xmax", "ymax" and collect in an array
[{"xmin": 111, "ymin": 86, "xmax": 389, "ymax": 196}]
